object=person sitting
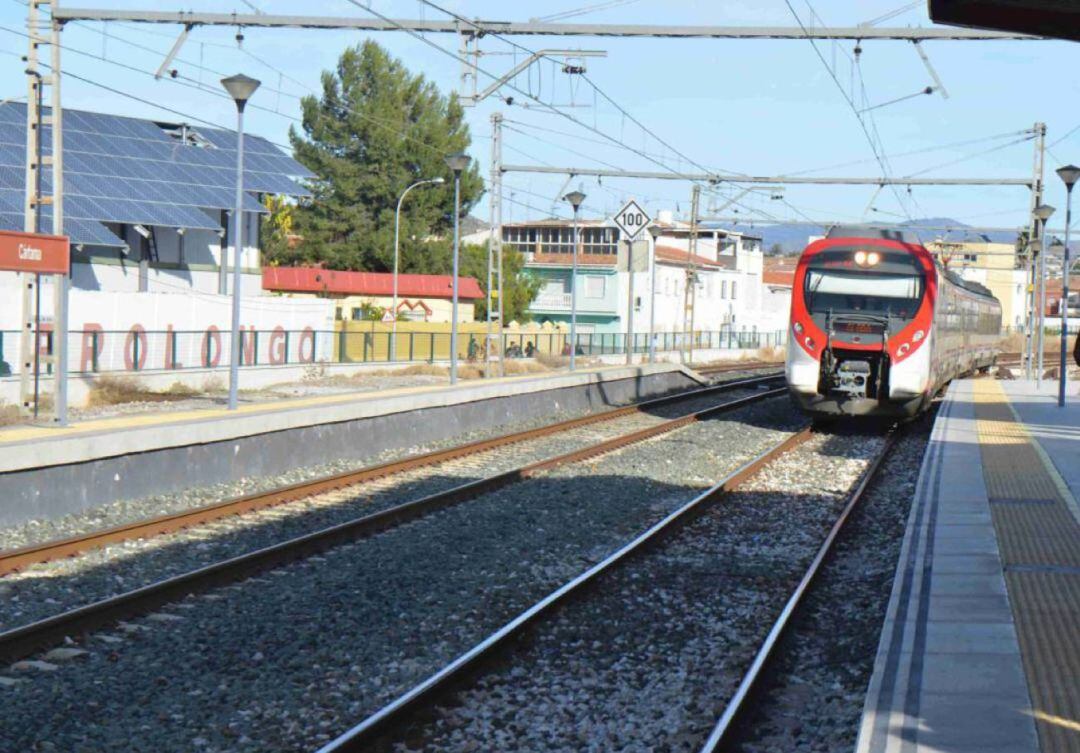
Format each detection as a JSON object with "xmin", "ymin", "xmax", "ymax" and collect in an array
[{"xmin": 524, "ymin": 342, "xmax": 536, "ymax": 358}]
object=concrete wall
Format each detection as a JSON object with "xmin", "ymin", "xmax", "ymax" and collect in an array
[{"xmin": 0, "ymin": 366, "xmax": 701, "ymax": 526}]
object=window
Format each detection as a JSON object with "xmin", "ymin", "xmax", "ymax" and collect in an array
[
  {"xmin": 351, "ymin": 307, "xmax": 364, "ymax": 321},
  {"xmin": 503, "ymin": 226, "xmax": 537, "ymax": 254},
  {"xmin": 584, "ymin": 275, "xmax": 606, "ymax": 298},
  {"xmin": 721, "ymin": 280, "xmax": 728, "ymax": 299},
  {"xmin": 581, "ymin": 227, "xmax": 619, "ymax": 255},
  {"xmin": 731, "ymin": 281, "xmax": 737, "ymax": 299},
  {"xmin": 540, "ymin": 226, "xmax": 574, "ymax": 254}
]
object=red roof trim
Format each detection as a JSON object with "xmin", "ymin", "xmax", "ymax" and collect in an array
[{"xmin": 262, "ymin": 267, "xmax": 484, "ymax": 300}]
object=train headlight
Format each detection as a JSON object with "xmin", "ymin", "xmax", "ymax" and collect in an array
[
  {"xmin": 866, "ymin": 251, "xmax": 881, "ymax": 266},
  {"xmin": 793, "ymin": 321, "xmax": 804, "ymax": 334},
  {"xmin": 854, "ymin": 251, "xmax": 867, "ymax": 265},
  {"xmin": 913, "ymin": 329, "xmax": 924, "ymax": 342},
  {"xmin": 897, "ymin": 343, "xmax": 910, "ymax": 356},
  {"xmin": 804, "ymin": 336, "xmax": 815, "ymax": 350}
]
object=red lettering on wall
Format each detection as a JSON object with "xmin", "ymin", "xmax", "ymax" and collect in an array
[
  {"xmin": 298, "ymin": 327, "xmax": 316, "ymax": 363},
  {"xmin": 124, "ymin": 325, "xmax": 148, "ymax": 371},
  {"xmin": 268, "ymin": 327, "xmax": 286, "ymax": 365},
  {"xmin": 202, "ymin": 326, "xmax": 222, "ymax": 368},
  {"xmin": 80, "ymin": 323, "xmax": 104, "ymax": 372},
  {"xmin": 164, "ymin": 324, "xmax": 184, "ymax": 370},
  {"xmin": 241, "ymin": 325, "xmax": 256, "ymax": 366}
]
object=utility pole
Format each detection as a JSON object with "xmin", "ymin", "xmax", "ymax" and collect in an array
[
  {"xmin": 21, "ymin": 0, "xmax": 67, "ymax": 424},
  {"xmin": 682, "ymin": 185, "xmax": 700, "ymax": 365},
  {"xmin": 1025, "ymin": 123, "xmax": 1046, "ymax": 379},
  {"xmin": 490, "ymin": 112, "xmax": 505, "ymax": 377},
  {"xmin": 625, "ymin": 236, "xmax": 635, "ymax": 365}
]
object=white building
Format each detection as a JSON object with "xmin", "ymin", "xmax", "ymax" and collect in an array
[{"xmin": 465, "ymin": 210, "xmax": 784, "ymax": 344}]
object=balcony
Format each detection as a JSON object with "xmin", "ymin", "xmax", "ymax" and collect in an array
[{"xmin": 533, "ymin": 291, "xmax": 573, "ymax": 310}]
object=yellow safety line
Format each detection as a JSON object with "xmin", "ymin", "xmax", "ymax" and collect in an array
[
  {"xmin": 1026, "ymin": 710, "xmax": 1080, "ymax": 734},
  {"xmin": 1002, "ymin": 394, "xmax": 1080, "ymax": 527}
]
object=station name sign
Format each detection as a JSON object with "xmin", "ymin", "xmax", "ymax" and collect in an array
[{"xmin": 0, "ymin": 229, "xmax": 70, "ymax": 275}]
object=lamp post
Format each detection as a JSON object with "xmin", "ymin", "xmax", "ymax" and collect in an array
[
  {"xmin": 1057, "ymin": 165, "xmax": 1080, "ymax": 406},
  {"xmin": 392, "ymin": 177, "xmax": 444, "ymax": 362},
  {"xmin": 445, "ymin": 152, "xmax": 471, "ymax": 385},
  {"xmin": 564, "ymin": 190, "xmax": 586, "ymax": 370},
  {"xmin": 647, "ymin": 224, "xmax": 662, "ymax": 363},
  {"xmin": 1034, "ymin": 203, "xmax": 1056, "ymax": 388},
  {"xmin": 221, "ymin": 73, "xmax": 260, "ymax": 411}
]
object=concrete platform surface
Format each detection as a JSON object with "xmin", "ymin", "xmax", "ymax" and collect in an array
[
  {"xmin": 856, "ymin": 379, "xmax": 1080, "ymax": 753},
  {"xmin": 0, "ymin": 363, "xmax": 701, "ymax": 474}
]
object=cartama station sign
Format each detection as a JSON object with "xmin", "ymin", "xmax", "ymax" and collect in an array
[{"xmin": 0, "ymin": 229, "xmax": 70, "ymax": 275}]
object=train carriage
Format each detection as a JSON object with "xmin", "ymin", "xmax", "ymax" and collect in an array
[{"xmin": 785, "ymin": 226, "xmax": 1001, "ymax": 418}]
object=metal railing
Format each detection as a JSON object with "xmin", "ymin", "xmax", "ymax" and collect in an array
[{"xmin": 0, "ymin": 327, "xmax": 788, "ymax": 377}]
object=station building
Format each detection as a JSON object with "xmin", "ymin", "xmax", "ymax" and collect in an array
[{"xmin": 0, "ymin": 102, "xmax": 312, "ymax": 298}]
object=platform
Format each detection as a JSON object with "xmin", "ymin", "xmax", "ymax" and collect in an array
[
  {"xmin": 856, "ymin": 378, "xmax": 1080, "ymax": 753},
  {"xmin": 0, "ymin": 363, "xmax": 704, "ymax": 526}
]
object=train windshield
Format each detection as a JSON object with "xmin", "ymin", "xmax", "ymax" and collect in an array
[{"xmin": 805, "ymin": 269, "xmax": 924, "ymax": 318}]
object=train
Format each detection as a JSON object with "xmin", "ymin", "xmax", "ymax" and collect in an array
[{"xmin": 785, "ymin": 226, "xmax": 1002, "ymax": 418}]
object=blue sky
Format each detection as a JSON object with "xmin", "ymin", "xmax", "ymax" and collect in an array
[{"xmin": 2, "ymin": 0, "xmax": 1078, "ymax": 232}]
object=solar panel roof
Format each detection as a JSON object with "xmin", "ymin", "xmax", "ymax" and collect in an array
[{"xmin": 0, "ymin": 102, "xmax": 313, "ymax": 247}]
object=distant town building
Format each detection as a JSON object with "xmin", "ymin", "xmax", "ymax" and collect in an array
[
  {"xmin": 465, "ymin": 211, "xmax": 784, "ymax": 338},
  {"xmin": 0, "ymin": 102, "xmax": 311, "ymax": 297},
  {"xmin": 927, "ymin": 235, "xmax": 1029, "ymax": 330},
  {"xmin": 262, "ymin": 267, "xmax": 484, "ymax": 323}
]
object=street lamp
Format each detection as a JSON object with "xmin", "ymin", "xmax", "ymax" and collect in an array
[
  {"xmin": 221, "ymin": 73, "xmax": 260, "ymax": 411},
  {"xmin": 1034, "ymin": 203, "xmax": 1056, "ymax": 387},
  {"xmin": 564, "ymin": 189, "xmax": 586, "ymax": 370},
  {"xmin": 647, "ymin": 224, "xmax": 663, "ymax": 363},
  {"xmin": 1057, "ymin": 165, "xmax": 1080, "ymax": 407},
  {"xmin": 392, "ymin": 177, "xmax": 445, "ymax": 362},
  {"xmin": 445, "ymin": 152, "xmax": 471, "ymax": 385}
]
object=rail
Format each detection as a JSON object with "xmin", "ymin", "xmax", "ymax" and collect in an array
[{"xmin": 0, "ymin": 380, "xmax": 786, "ymax": 664}]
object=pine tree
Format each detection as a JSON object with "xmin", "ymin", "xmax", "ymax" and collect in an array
[{"xmin": 279, "ymin": 41, "xmax": 483, "ymax": 273}]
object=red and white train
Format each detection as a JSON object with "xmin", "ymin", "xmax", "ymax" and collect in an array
[{"xmin": 785, "ymin": 227, "xmax": 1001, "ymax": 418}]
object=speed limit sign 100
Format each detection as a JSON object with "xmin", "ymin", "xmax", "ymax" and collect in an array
[{"xmin": 613, "ymin": 200, "xmax": 651, "ymax": 240}]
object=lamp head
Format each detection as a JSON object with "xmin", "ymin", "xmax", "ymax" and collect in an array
[
  {"xmin": 431, "ymin": 177, "xmax": 446, "ymax": 185},
  {"xmin": 221, "ymin": 74, "xmax": 261, "ymax": 107},
  {"xmin": 647, "ymin": 224, "xmax": 663, "ymax": 240},
  {"xmin": 1057, "ymin": 165, "xmax": 1080, "ymax": 190},
  {"xmin": 1034, "ymin": 204, "xmax": 1056, "ymax": 222},
  {"xmin": 444, "ymin": 153, "xmax": 471, "ymax": 174},
  {"xmin": 563, "ymin": 190, "xmax": 586, "ymax": 210}
]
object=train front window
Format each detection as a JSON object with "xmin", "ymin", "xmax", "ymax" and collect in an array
[{"xmin": 805, "ymin": 269, "xmax": 923, "ymax": 318}]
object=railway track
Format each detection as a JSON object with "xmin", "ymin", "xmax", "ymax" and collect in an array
[
  {"xmin": 695, "ymin": 361, "xmax": 783, "ymax": 377},
  {"xmin": 315, "ymin": 425, "xmax": 897, "ymax": 752},
  {"xmin": 0, "ymin": 378, "xmax": 787, "ymax": 664},
  {"xmin": 0, "ymin": 374, "xmax": 781, "ymax": 578}
]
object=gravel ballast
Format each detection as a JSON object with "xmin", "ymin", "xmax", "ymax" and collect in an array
[
  {"xmin": 381, "ymin": 430, "xmax": 886, "ymax": 753},
  {"xmin": 1, "ymin": 396, "xmax": 801, "ymax": 753},
  {"xmin": 730, "ymin": 409, "xmax": 932, "ymax": 753},
  {"xmin": 0, "ymin": 386, "xmax": 776, "ymax": 631},
  {"xmin": 1, "ymin": 375, "xmax": 772, "ymax": 553}
]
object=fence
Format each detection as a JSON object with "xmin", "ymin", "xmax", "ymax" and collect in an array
[{"xmin": 0, "ymin": 326, "xmax": 787, "ymax": 377}]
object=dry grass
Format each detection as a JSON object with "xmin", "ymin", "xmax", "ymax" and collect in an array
[
  {"xmin": 752, "ymin": 346, "xmax": 785, "ymax": 363},
  {"xmin": 535, "ymin": 352, "xmax": 568, "ymax": 369},
  {"xmin": 0, "ymin": 402, "xmax": 21, "ymax": 427},
  {"xmin": 337, "ymin": 359, "xmax": 552, "ymax": 383},
  {"xmin": 86, "ymin": 375, "xmax": 202, "ymax": 407}
]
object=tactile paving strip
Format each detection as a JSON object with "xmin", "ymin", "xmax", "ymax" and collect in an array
[{"xmin": 975, "ymin": 380, "xmax": 1080, "ymax": 753}]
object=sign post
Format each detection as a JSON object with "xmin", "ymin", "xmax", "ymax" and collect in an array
[
  {"xmin": 612, "ymin": 200, "xmax": 651, "ymax": 366},
  {"xmin": 0, "ymin": 230, "xmax": 71, "ymax": 424}
]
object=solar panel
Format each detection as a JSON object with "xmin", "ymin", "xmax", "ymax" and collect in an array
[{"xmin": 0, "ymin": 101, "xmax": 313, "ymax": 246}]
